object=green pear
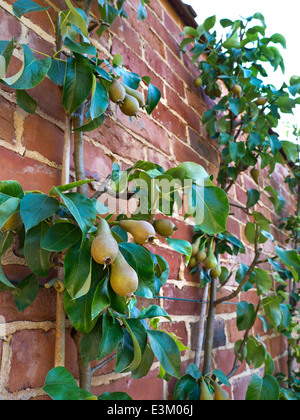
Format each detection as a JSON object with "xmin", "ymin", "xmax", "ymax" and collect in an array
[
  {"xmin": 110, "ymin": 251, "xmax": 138, "ymax": 297},
  {"xmin": 204, "ymin": 247, "xmax": 218, "ymax": 270},
  {"xmin": 119, "ymin": 94, "xmax": 140, "ymax": 117},
  {"xmin": 91, "ymin": 218, "xmax": 119, "ymax": 266},
  {"xmin": 153, "ymin": 219, "xmax": 178, "ymax": 237},
  {"xmin": 214, "ymin": 382, "xmax": 230, "ymax": 401},
  {"xmin": 122, "ymin": 83, "xmax": 145, "ymax": 108},
  {"xmin": 119, "ymin": 220, "xmax": 157, "ymax": 245},
  {"xmin": 109, "ymin": 80, "xmax": 126, "ymax": 104},
  {"xmin": 200, "ymin": 381, "xmax": 214, "ymax": 401},
  {"xmin": 191, "ymin": 237, "xmax": 201, "ymax": 257},
  {"xmin": 210, "ymin": 264, "xmax": 222, "ymax": 279}
]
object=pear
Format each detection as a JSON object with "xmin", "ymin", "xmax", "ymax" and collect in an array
[
  {"xmin": 109, "ymin": 80, "xmax": 126, "ymax": 104},
  {"xmin": 204, "ymin": 247, "xmax": 218, "ymax": 270},
  {"xmin": 191, "ymin": 237, "xmax": 201, "ymax": 257},
  {"xmin": 200, "ymin": 381, "xmax": 214, "ymax": 401},
  {"xmin": 119, "ymin": 94, "xmax": 140, "ymax": 117},
  {"xmin": 210, "ymin": 264, "xmax": 222, "ymax": 279},
  {"xmin": 232, "ymin": 84, "xmax": 243, "ymax": 98},
  {"xmin": 110, "ymin": 251, "xmax": 138, "ymax": 297},
  {"xmin": 153, "ymin": 219, "xmax": 178, "ymax": 237},
  {"xmin": 188, "ymin": 256, "xmax": 198, "ymax": 268},
  {"xmin": 250, "ymin": 168, "xmax": 260, "ymax": 185},
  {"xmin": 119, "ymin": 220, "xmax": 157, "ymax": 245},
  {"xmin": 91, "ymin": 218, "xmax": 119, "ymax": 266},
  {"xmin": 255, "ymin": 96, "xmax": 268, "ymax": 106},
  {"xmin": 122, "ymin": 83, "xmax": 145, "ymax": 108},
  {"xmin": 194, "ymin": 76, "xmax": 203, "ymax": 88},
  {"xmin": 196, "ymin": 248, "xmax": 207, "ymax": 263},
  {"xmin": 214, "ymin": 382, "xmax": 229, "ymax": 401}
]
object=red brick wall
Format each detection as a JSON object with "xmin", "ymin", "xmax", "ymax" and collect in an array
[{"xmin": 0, "ymin": 0, "xmax": 292, "ymax": 400}]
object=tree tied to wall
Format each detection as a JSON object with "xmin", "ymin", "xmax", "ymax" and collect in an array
[
  {"xmin": 175, "ymin": 13, "xmax": 300, "ymax": 400},
  {"xmin": 0, "ymin": 0, "xmax": 231, "ymax": 400}
]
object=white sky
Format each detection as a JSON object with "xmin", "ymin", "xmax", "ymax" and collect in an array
[{"xmin": 183, "ymin": 0, "xmax": 300, "ymax": 141}]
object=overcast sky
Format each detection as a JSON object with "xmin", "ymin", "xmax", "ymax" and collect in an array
[{"xmin": 183, "ymin": 0, "xmax": 300, "ymax": 141}]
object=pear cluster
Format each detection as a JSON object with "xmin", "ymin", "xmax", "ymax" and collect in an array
[
  {"xmin": 109, "ymin": 79, "xmax": 145, "ymax": 118},
  {"xmin": 200, "ymin": 380, "xmax": 230, "ymax": 401},
  {"xmin": 189, "ymin": 237, "xmax": 222, "ymax": 279}
]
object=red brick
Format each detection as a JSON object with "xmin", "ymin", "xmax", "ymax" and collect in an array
[
  {"xmin": 166, "ymin": 87, "xmax": 201, "ymax": 133},
  {"xmin": 162, "ymin": 283, "xmax": 205, "ymax": 316},
  {"xmin": 0, "ymin": 8, "xmax": 22, "ymax": 40},
  {"xmin": 172, "ymin": 137, "xmax": 207, "ymax": 168},
  {"xmin": 0, "ymin": 147, "xmax": 61, "ymax": 192},
  {"xmin": 0, "ymin": 95, "xmax": 15, "ymax": 144},
  {"xmin": 23, "ymin": 114, "xmax": 64, "ymax": 164}
]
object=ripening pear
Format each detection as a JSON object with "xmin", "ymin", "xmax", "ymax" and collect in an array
[
  {"xmin": 1, "ymin": 212, "xmax": 22, "ymax": 232},
  {"xmin": 122, "ymin": 83, "xmax": 145, "ymax": 108},
  {"xmin": 191, "ymin": 237, "xmax": 201, "ymax": 257},
  {"xmin": 110, "ymin": 251, "xmax": 138, "ymax": 297},
  {"xmin": 210, "ymin": 264, "xmax": 222, "ymax": 279},
  {"xmin": 119, "ymin": 220, "xmax": 157, "ymax": 245},
  {"xmin": 109, "ymin": 80, "xmax": 126, "ymax": 104},
  {"xmin": 119, "ymin": 94, "xmax": 140, "ymax": 117},
  {"xmin": 189, "ymin": 256, "xmax": 198, "ymax": 268},
  {"xmin": 232, "ymin": 84, "xmax": 243, "ymax": 98},
  {"xmin": 196, "ymin": 243, "xmax": 207, "ymax": 263},
  {"xmin": 194, "ymin": 76, "xmax": 203, "ymax": 88},
  {"xmin": 250, "ymin": 168, "xmax": 260, "ymax": 185},
  {"xmin": 255, "ymin": 96, "xmax": 268, "ymax": 106},
  {"xmin": 204, "ymin": 247, "xmax": 218, "ymax": 270},
  {"xmin": 91, "ymin": 218, "xmax": 119, "ymax": 266},
  {"xmin": 200, "ymin": 381, "xmax": 214, "ymax": 401},
  {"xmin": 214, "ymin": 382, "xmax": 230, "ymax": 401},
  {"xmin": 153, "ymin": 219, "xmax": 178, "ymax": 237}
]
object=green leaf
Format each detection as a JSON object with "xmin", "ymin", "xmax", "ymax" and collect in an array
[
  {"xmin": 98, "ymin": 392, "xmax": 132, "ymax": 401},
  {"xmin": 91, "ymin": 274, "xmax": 110, "ymax": 320},
  {"xmin": 98, "ymin": 313, "xmax": 124, "ymax": 360},
  {"xmin": 246, "ymin": 188, "xmax": 260, "ymax": 208},
  {"xmin": 54, "ymin": 189, "xmax": 96, "ymax": 246},
  {"xmin": 89, "ymin": 79, "xmax": 109, "ymax": 120},
  {"xmin": 41, "ymin": 222, "xmax": 82, "ymax": 252},
  {"xmin": 0, "ymin": 196, "xmax": 21, "ymax": 230},
  {"xmin": 174, "ymin": 375, "xmax": 198, "ymax": 400},
  {"xmin": 62, "ymin": 57, "xmax": 93, "ymax": 115},
  {"xmin": 236, "ymin": 301, "xmax": 256, "ymax": 331},
  {"xmin": 2, "ymin": 45, "xmax": 51, "ymax": 90},
  {"xmin": 190, "ymin": 184, "xmax": 229, "ymax": 235},
  {"xmin": 166, "ymin": 237, "xmax": 192, "ymax": 265},
  {"xmin": 80, "ymin": 318, "xmax": 102, "ymax": 364},
  {"xmin": 253, "ymin": 268, "xmax": 272, "ymax": 296},
  {"xmin": 147, "ymin": 329, "xmax": 181, "ymax": 378},
  {"xmin": 49, "ymin": 179, "xmax": 94, "ymax": 196},
  {"xmin": 0, "ymin": 231, "xmax": 14, "ymax": 257},
  {"xmin": 64, "ymin": 239, "xmax": 92, "ymax": 299},
  {"xmin": 229, "ymin": 141, "xmax": 245, "ymax": 162},
  {"xmin": 43, "ymin": 367, "xmax": 94, "ymax": 401},
  {"xmin": 65, "ymin": 0, "xmax": 88, "ymax": 37},
  {"xmin": 228, "ymin": 97, "xmax": 242, "ymax": 115},
  {"xmin": 47, "ymin": 59, "xmax": 66, "ymax": 86},
  {"xmin": 14, "ymin": 273, "xmax": 39, "ymax": 311},
  {"xmin": 20, "ymin": 193, "xmax": 58, "ymax": 232},
  {"xmin": 116, "ymin": 318, "xmax": 145, "ymax": 373},
  {"xmin": 203, "ymin": 15, "xmax": 216, "ymax": 32},
  {"xmin": 64, "ymin": 37, "xmax": 97, "ymax": 56},
  {"xmin": 24, "ymin": 222, "xmax": 50, "ymax": 277},
  {"xmin": 0, "ymin": 180, "xmax": 24, "ymax": 199},
  {"xmin": 245, "ymin": 374, "xmax": 263, "ymax": 400},
  {"xmin": 137, "ymin": 0, "xmax": 147, "ymax": 20},
  {"xmin": 16, "ymin": 90, "xmax": 37, "ymax": 114},
  {"xmin": 212, "ymin": 369, "xmax": 230, "ymax": 386},
  {"xmin": 0, "ymin": 264, "xmax": 15, "ymax": 290},
  {"xmin": 137, "ymin": 305, "xmax": 172, "ymax": 322},
  {"xmin": 270, "ymin": 33, "xmax": 286, "ymax": 49},
  {"xmin": 263, "ymin": 296, "xmax": 282, "ymax": 334},
  {"xmin": 13, "ymin": 0, "xmax": 51, "ymax": 18},
  {"xmin": 146, "ymin": 83, "xmax": 161, "ymax": 115}
]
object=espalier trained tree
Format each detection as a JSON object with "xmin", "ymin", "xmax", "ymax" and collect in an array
[
  {"xmin": 0, "ymin": 1, "xmax": 299, "ymax": 401},
  {"xmin": 173, "ymin": 14, "xmax": 300, "ymax": 401},
  {"xmin": 0, "ymin": 0, "xmax": 231, "ymax": 400}
]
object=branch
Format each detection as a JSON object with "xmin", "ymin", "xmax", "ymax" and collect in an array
[
  {"xmin": 91, "ymin": 354, "xmax": 117, "ymax": 376},
  {"xmin": 213, "ymin": 248, "xmax": 262, "ymax": 307}
]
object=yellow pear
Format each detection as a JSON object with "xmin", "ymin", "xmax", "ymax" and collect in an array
[
  {"xmin": 200, "ymin": 381, "xmax": 214, "ymax": 401},
  {"xmin": 210, "ymin": 264, "xmax": 222, "ymax": 279},
  {"xmin": 153, "ymin": 219, "xmax": 178, "ymax": 237},
  {"xmin": 250, "ymin": 168, "xmax": 260, "ymax": 185},
  {"xmin": 109, "ymin": 80, "xmax": 126, "ymax": 104},
  {"xmin": 119, "ymin": 94, "xmax": 140, "ymax": 117},
  {"xmin": 91, "ymin": 218, "xmax": 119, "ymax": 266},
  {"xmin": 110, "ymin": 251, "xmax": 138, "ymax": 297},
  {"xmin": 122, "ymin": 83, "xmax": 145, "ymax": 108},
  {"xmin": 119, "ymin": 220, "xmax": 157, "ymax": 245},
  {"xmin": 232, "ymin": 84, "xmax": 243, "ymax": 98},
  {"xmin": 191, "ymin": 237, "xmax": 201, "ymax": 257},
  {"xmin": 204, "ymin": 247, "xmax": 218, "ymax": 270},
  {"xmin": 214, "ymin": 382, "xmax": 230, "ymax": 401}
]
